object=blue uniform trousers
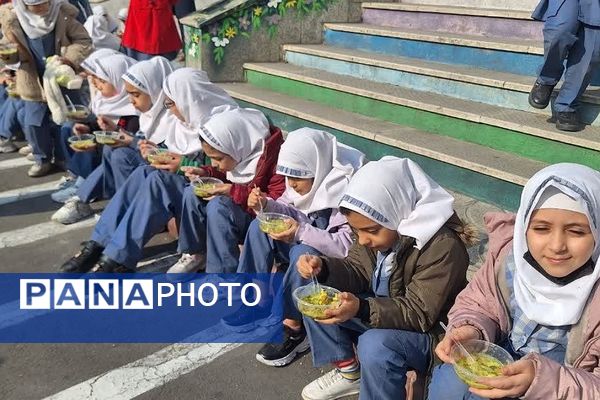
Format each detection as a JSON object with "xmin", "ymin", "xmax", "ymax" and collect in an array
[
  {"xmin": 177, "ymin": 187, "xmax": 253, "ymax": 273},
  {"xmin": 77, "ymin": 145, "xmax": 145, "ymax": 203},
  {"xmin": 305, "ymin": 317, "xmax": 431, "ymax": 400},
  {"xmin": 91, "ymin": 166, "xmax": 187, "ymax": 269}
]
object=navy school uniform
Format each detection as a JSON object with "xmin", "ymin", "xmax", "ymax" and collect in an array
[
  {"xmin": 533, "ymin": 0, "xmax": 600, "ymax": 112},
  {"xmin": 90, "ymin": 152, "xmax": 203, "ymax": 269}
]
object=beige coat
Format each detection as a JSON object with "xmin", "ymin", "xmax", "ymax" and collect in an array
[{"xmin": 0, "ymin": 3, "xmax": 92, "ymax": 101}]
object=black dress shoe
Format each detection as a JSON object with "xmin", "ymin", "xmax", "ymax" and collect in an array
[
  {"xmin": 528, "ymin": 80, "xmax": 555, "ymax": 109},
  {"xmin": 556, "ymin": 111, "xmax": 583, "ymax": 132},
  {"xmin": 93, "ymin": 255, "xmax": 133, "ymax": 273},
  {"xmin": 59, "ymin": 240, "xmax": 104, "ymax": 273}
]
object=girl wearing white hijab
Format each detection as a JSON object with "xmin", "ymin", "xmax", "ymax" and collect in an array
[
  {"xmin": 83, "ymin": 5, "xmax": 120, "ymax": 51},
  {"xmin": 51, "ymin": 53, "xmax": 142, "ymax": 224},
  {"xmin": 295, "ymin": 156, "xmax": 471, "ymax": 400},
  {"xmin": 429, "ymin": 163, "xmax": 600, "ymax": 400},
  {"xmin": 3, "ymin": 0, "xmax": 92, "ymax": 177},
  {"xmin": 58, "ymin": 71, "xmax": 249, "ymax": 273},
  {"xmin": 235, "ymin": 128, "xmax": 366, "ymax": 367},
  {"xmin": 168, "ymin": 107, "xmax": 286, "ymax": 276}
]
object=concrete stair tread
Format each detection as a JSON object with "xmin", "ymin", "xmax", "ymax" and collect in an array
[
  {"xmin": 283, "ymin": 43, "xmax": 600, "ymax": 104},
  {"xmin": 220, "ymin": 82, "xmax": 546, "ymax": 186},
  {"xmin": 324, "ymin": 22, "xmax": 543, "ymax": 55},
  {"xmin": 361, "ymin": 2, "xmax": 534, "ymax": 20},
  {"xmin": 243, "ymin": 62, "xmax": 600, "ymax": 151}
]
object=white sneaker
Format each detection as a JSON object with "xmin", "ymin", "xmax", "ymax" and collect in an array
[
  {"xmin": 28, "ymin": 162, "xmax": 53, "ymax": 177},
  {"xmin": 26, "ymin": 153, "xmax": 35, "ymax": 161},
  {"xmin": 18, "ymin": 145, "xmax": 32, "ymax": 156},
  {"xmin": 51, "ymin": 177, "xmax": 83, "ymax": 203},
  {"xmin": 51, "ymin": 197, "xmax": 93, "ymax": 224},
  {"xmin": 167, "ymin": 253, "xmax": 206, "ymax": 274},
  {"xmin": 0, "ymin": 138, "xmax": 17, "ymax": 153},
  {"xmin": 301, "ymin": 369, "xmax": 360, "ymax": 400}
]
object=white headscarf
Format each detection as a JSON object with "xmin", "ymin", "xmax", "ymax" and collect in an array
[
  {"xmin": 161, "ymin": 68, "xmax": 237, "ymax": 155},
  {"xmin": 80, "ymin": 48, "xmax": 119, "ymax": 74},
  {"xmin": 122, "ymin": 56, "xmax": 175, "ymax": 143},
  {"xmin": 339, "ymin": 156, "xmax": 455, "ymax": 249},
  {"xmin": 200, "ymin": 107, "xmax": 271, "ymax": 184},
  {"xmin": 13, "ymin": 0, "xmax": 65, "ymax": 40},
  {"xmin": 91, "ymin": 54, "xmax": 138, "ymax": 118},
  {"xmin": 162, "ymin": 68, "xmax": 238, "ymax": 130},
  {"xmin": 276, "ymin": 128, "xmax": 366, "ymax": 214},
  {"xmin": 513, "ymin": 163, "xmax": 600, "ymax": 326},
  {"xmin": 84, "ymin": 6, "xmax": 121, "ymax": 50}
]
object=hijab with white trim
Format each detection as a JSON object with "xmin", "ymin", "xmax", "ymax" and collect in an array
[
  {"xmin": 276, "ymin": 128, "xmax": 366, "ymax": 214},
  {"xmin": 91, "ymin": 53, "xmax": 138, "ymax": 118},
  {"xmin": 13, "ymin": 0, "xmax": 64, "ymax": 40},
  {"xmin": 339, "ymin": 156, "xmax": 455, "ymax": 249},
  {"xmin": 200, "ymin": 107, "xmax": 270, "ymax": 184},
  {"xmin": 122, "ymin": 56, "xmax": 175, "ymax": 143},
  {"xmin": 161, "ymin": 68, "xmax": 238, "ymax": 155},
  {"xmin": 84, "ymin": 5, "xmax": 120, "ymax": 50},
  {"xmin": 513, "ymin": 163, "xmax": 600, "ymax": 326}
]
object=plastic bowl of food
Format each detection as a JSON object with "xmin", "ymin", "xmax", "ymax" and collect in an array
[
  {"xmin": 191, "ymin": 177, "xmax": 223, "ymax": 198},
  {"xmin": 66, "ymin": 105, "xmax": 90, "ymax": 122},
  {"xmin": 6, "ymin": 82, "xmax": 18, "ymax": 98},
  {"xmin": 293, "ymin": 284, "xmax": 341, "ymax": 320},
  {"xmin": 68, "ymin": 134, "xmax": 96, "ymax": 151},
  {"xmin": 94, "ymin": 130, "xmax": 120, "ymax": 145},
  {"xmin": 0, "ymin": 43, "xmax": 19, "ymax": 64},
  {"xmin": 147, "ymin": 148, "xmax": 173, "ymax": 165},
  {"xmin": 257, "ymin": 212, "xmax": 293, "ymax": 234},
  {"xmin": 451, "ymin": 339, "xmax": 514, "ymax": 389}
]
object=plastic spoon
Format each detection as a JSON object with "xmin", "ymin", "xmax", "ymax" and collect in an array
[
  {"xmin": 65, "ymin": 94, "xmax": 75, "ymax": 110},
  {"xmin": 439, "ymin": 321, "xmax": 477, "ymax": 364}
]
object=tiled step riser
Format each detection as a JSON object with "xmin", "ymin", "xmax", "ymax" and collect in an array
[
  {"xmin": 361, "ymin": 9, "xmax": 543, "ymax": 41},
  {"xmin": 399, "ymin": 0, "xmax": 539, "ymax": 12},
  {"xmin": 236, "ymin": 98, "xmax": 522, "ymax": 211},
  {"xmin": 324, "ymin": 29, "xmax": 541, "ymax": 77},
  {"xmin": 245, "ymin": 69, "xmax": 600, "ymax": 170},
  {"xmin": 284, "ymin": 51, "xmax": 600, "ymax": 126}
]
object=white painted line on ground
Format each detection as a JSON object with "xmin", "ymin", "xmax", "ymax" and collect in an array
[
  {"xmin": 0, "ymin": 157, "xmax": 33, "ymax": 171},
  {"xmin": 0, "ymin": 179, "xmax": 62, "ymax": 206},
  {"xmin": 44, "ymin": 341, "xmax": 242, "ymax": 400},
  {"xmin": 0, "ymin": 218, "xmax": 97, "ymax": 249}
]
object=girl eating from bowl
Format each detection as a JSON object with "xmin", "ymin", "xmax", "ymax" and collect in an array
[
  {"xmin": 296, "ymin": 156, "xmax": 472, "ymax": 400},
  {"xmin": 167, "ymin": 106, "xmax": 285, "ymax": 275},
  {"xmin": 428, "ymin": 163, "xmax": 600, "ymax": 400},
  {"xmin": 58, "ymin": 68, "xmax": 239, "ymax": 273},
  {"xmin": 52, "ymin": 53, "xmax": 141, "ymax": 223},
  {"xmin": 236, "ymin": 127, "xmax": 366, "ymax": 367}
]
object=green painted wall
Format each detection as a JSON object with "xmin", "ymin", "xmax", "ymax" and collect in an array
[
  {"xmin": 238, "ymin": 100, "xmax": 521, "ymax": 211},
  {"xmin": 246, "ymin": 70, "xmax": 600, "ymax": 170}
]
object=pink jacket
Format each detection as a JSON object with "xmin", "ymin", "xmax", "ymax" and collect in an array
[{"xmin": 448, "ymin": 212, "xmax": 600, "ymax": 399}]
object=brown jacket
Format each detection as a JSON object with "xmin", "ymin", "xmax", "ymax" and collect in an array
[
  {"xmin": 0, "ymin": 3, "xmax": 92, "ymax": 101},
  {"xmin": 321, "ymin": 215, "xmax": 470, "ymax": 333}
]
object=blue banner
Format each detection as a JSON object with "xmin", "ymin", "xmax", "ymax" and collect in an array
[{"xmin": 0, "ymin": 273, "xmax": 284, "ymax": 343}]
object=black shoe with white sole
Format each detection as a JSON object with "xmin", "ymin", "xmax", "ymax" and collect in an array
[{"xmin": 256, "ymin": 326, "xmax": 310, "ymax": 367}]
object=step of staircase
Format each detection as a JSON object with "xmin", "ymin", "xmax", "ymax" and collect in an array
[
  {"xmin": 361, "ymin": 3, "xmax": 542, "ymax": 41},
  {"xmin": 242, "ymin": 62, "xmax": 600, "ymax": 169},
  {"xmin": 283, "ymin": 44, "xmax": 600, "ymax": 125},
  {"xmin": 219, "ymin": 81, "xmax": 543, "ymax": 210},
  {"xmin": 397, "ymin": 0, "xmax": 539, "ymax": 12},
  {"xmin": 323, "ymin": 23, "xmax": 544, "ymax": 77}
]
